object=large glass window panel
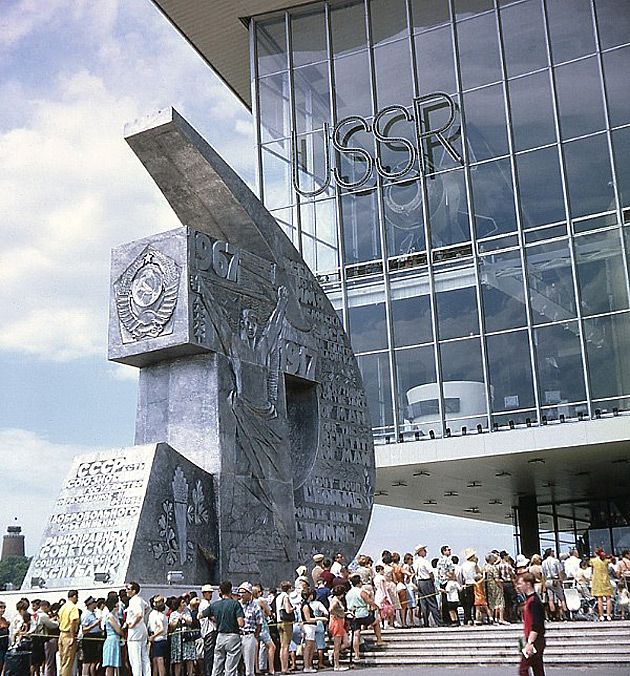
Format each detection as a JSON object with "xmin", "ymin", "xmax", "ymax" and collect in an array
[
  {"xmin": 374, "ymin": 39, "xmax": 414, "ymax": 109},
  {"xmin": 463, "ymin": 84, "xmax": 509, "ymax": 162},
  {"xmin": 526, "ymin": 239, "xmax": 577, "ymax": 324},
  {"xmin": 340, "ymin": 189, "xmax": 381, "ymax": 263},
  {"xmin": 257, "ymin": 19, "xmax": 287, "ymax": 77},
  {"xmin": 555, "ymin": 57, "xmax": 606, "ymax": 140},
  {"xmin": 454, "ymin": 0, "xmax": 494, "ymax": 20},
  {"xmin": 501, "ymin": 0, "xmax": 548, "ymax": 78},
  {"xmin": 333, "ymin": 121, "xmax": 376, "ymax": 191},
  {"xmin": 290, "ymin": 9, "xmax": 326, "ymax": 67},
  {"xmin": 487, "ymin": 330, "xmax": 536, "ymax": 411},
  {"xmin": 415, "ymin": 26, "xmax": 457, "ymax": 95},
  {"xmin": 440, "ymin": 337, "xmax": 485, "ymax": 387},
  {"xmin": 534, "ymin": 322, "xmax": 586, "ymax": 405},
  {"xmin": 603, "ymin": 46, "xmax": 630, "ymax": 128},
  {"xmin": 595, "ymin": 0, "xmax": 630, "ymax": 50},
  {"xmin": 516, "ymin": 147, "xmax": 565, "ymax": 228},
  {"xmin": 383, "ymin": 179, "xmax": 426, "ymax": 256},
  {"xmin": 575, "ymin": 229, "xmax": 629, "ymax": 315},
  {"xmin": 331, "ymin": 1, "xmax": 367, "ymax": 57},
  {"xmin": 411, "ymin": 0, "xmax": 450, "ymax": 32},
  {"xmin": 612, "ymin": 127, "xmax": 630, "ymax": 208},
  {"xmin": 259, "ymin": 72, "xmax": 290, "ymax": 143},
  {"xmin": 357, "ymin": 352, "xmax": 394, "ymax": 428},
  {"xmin": 334, "ymin": 50, "xmax": 372, "ymax": 119},
  {"xmin": 376, "ymin": 110, "xmax": 420, "ymax": 181},
  {"xmin": 261, "ymin": 143, "xmax": 292, "ymax": 211},
  {"xmin": 457, "ymin": 12, "xmax": 502, "ymax": 90},
  {"xmin": 436, "ymin": 286, "xmax": 479, "ymax": 339},
  {"xmin": 585, "ymin": 312, "xmax": 630, "ymax": 399},
  {"xmin": 301, "ymin": 198, "xmax": 337, "ymax": 243},
  {"xmin": 396, "ymin": 345, "xmax": 437, "ymax": 427},
  {"xmin": 471, "ymin": 159, "xmax": 517, "ymax": 238},
  {"xmin": 292, "ymin": 130, "xmax": 331, "ymax": 197},
  {"xmin": 293, "ymin": 63, "xmax": 331, "ymax": 134},
  {"xmin": 427, "ymin": 170, "xmax": 470, "ymax": 247},
  {"xmin": 315, "ymin": 241, "xmax": 338, "ymax": 272},
  {"xmin": 417, "ymin": 95, "xmax": 463, "ymax": 173},
  {"xmin": 564, "ymin": 135, "xmax": 615, "ymax": 218},
  {"xmin": 509, "ymin": 72, "xmax": 556, "ymax": 152},
  {"xmin": 391, "ymin": 286, "xmax": 433, "ymax": 346},
  {"xmin": 480, "ymin": 250, "xmax": 528, "ymax": 332},
  {"xmin": 547, "ymin": 0, "xmax": 595, "ymax": 64},
  {"xmin": 348, "ymin": 299, "xmax": 388, "ymax": 352},
  {"xmin": 370, "ymin": 0, "xmax": 408, "ymax": 45}
]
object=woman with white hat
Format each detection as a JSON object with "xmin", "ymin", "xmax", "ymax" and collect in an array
[{"xmin": 460, "ymin": 549, "xmax": 479, "ymax": 625}]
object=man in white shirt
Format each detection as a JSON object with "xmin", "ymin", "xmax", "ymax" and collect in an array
[
  {"xmin": 541, "ymin": 550, "xmax": 566, "ymax": 620},
  {"xmin": 199, "ymin": 585, "xmax": 217, "ymax": 676},
  {"xmin": 413, "ymin": 544, "xmax": 441, "ymax": 627},
  {"xmin": 330, "ymin": 552, "xmax": 344, "ymax": 577},
  {"xmin": 564, "ymin": 549, "xmax": 582, "ymax": 580},
  {"xmin": 123, "ymin": 581, "xmax": 151, "ymax": 676}
]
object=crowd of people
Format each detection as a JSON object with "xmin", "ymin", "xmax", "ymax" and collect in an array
[{"xmin": 0, "ymin": 545, "xmax": 628, "ymax": 676}]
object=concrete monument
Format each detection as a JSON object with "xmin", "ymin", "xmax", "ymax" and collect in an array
[{"xmin": 25, "ymin": 108, "xmax": 375, "ymax": 589}]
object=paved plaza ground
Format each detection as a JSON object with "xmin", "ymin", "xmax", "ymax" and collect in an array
[{"xmin": 334, "ymin": 668, "xmax": 630, "ymax": 675}]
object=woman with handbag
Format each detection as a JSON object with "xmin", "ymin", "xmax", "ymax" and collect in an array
[
  {"xmin": 102, "ymin": 597, "xmax": 124, "ymax": 676},
  {"xmin": 275, "ymin": 581, "xmax": 295, "ymax": 675},
  {"xmin": 169, "ymin": 596, "xmax": 196, "ymax": 676}
]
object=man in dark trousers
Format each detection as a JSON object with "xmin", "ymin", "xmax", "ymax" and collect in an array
[
  {"xmin": 516, "ymin": 572, "xmax": 546, "ymax": 676},
  {"xmin": 202, "ymin": 581, "xmax": 244, "ymax": 676}
]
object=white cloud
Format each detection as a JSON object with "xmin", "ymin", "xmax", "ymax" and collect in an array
[{"xmin": 0, "ymin": 428, "xmax": 108, "ymax": 555}]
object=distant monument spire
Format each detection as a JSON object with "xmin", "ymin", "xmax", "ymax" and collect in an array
[{"xmin": 1, "ymin": 521, "xmax": 25, "ymax": 561}]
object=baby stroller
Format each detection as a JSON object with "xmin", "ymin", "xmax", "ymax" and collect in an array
[{"xmin": 564, "ymin": 580, "xmax": 597, "ymax": 621}]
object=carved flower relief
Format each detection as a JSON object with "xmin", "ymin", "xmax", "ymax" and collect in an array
[{"xmin": 188, "ymin": 480, "xmax": 209, "ymax": 525}]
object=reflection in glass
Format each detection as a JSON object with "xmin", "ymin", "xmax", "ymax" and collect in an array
[
  {"xmin": 480, "ymin": 250, "xmax": 527, "ymax": 332},
  {"xmin": 259, "ymin": 72, "xmax": 290, "ymax": 143},
  {"xmin": 453, "ymin": 0, "xmax": 493, "ymax": 20},
  {"xmin": 261, "ymin": 143, "xmax": 292, "ymax": 211},
  {"xmin": 427, "ymin": 170, "xmax": 470, "ymax": 247},
  {"xmin": 334, "ymin": 51, "xmax": 372, "ymax": 119},
  {"xmin": 348, "ymin": 299, "xmax": 388, "ymax": 352},
  {"xmin": 596, "ymin": 0, "xmax": 630, "ymax": 50},
  {"xmin": 293, "ymin": 63, "xmax": 330, "ymax": 134},
  {"xmin": 440, "ymin": 337, "xmax": 484, "ymax": 381},
  {"xmin": 564, "ymin": 135, "xmax": 614, "ymax": 218},
  {"xmin": 257, "ymin": 19, "xmax": 287, "ymax": 76},
  {"xmin": 471, "ymin": 159, "xmax": 516, "ymax": 238},
  {"xmin": 383, "ymin": 180, "xmax": 426, "ymax": 256},
  {"xmin": 391, "ymin": 287, "xmax": 433, "ymax": 346},
  {"xmin": 293, "ymin": 130, "xmax": 332, "ymax": 197},
  {"xmin": 439, "ymin": 339, "xmax": 486, "ymax": 425},
  {"xmin": 534, "ymin": 322, "xmax": 586, "ymax": 406},
  {"xmin": 585, "ymin": 312, "xmax": 630, "ymax": 400},
  {"xmin": 417, "ymin": 95, "xmax": 463, "ymax": 173},
  {"xmin": 396, "ymin": 345, "xmax": 438, "ymax": 430},
  {"xmin": 436, "ymin": 286, "xmax": 479, "ymax": 339},
  {"xmin": 603, "ymin": 46, "xmax": 630, "ymax": 128},
  {"xmin": 357, "ymin": 352, "xmax": 394, "ymax": 428},
  {"xmin": 509, "ymin": 72, "xmax": 556, "ymax": 152},
  {"xmin": 575, "ymin": 229, "xmax": 629, "ymax": 316},
  {"xmin": 376, "ymin": 110, "xmax": 419, "ymax": 181},
  {"xmin": 516, "ymin": 147, "xmax": 565, "ymax": 228},
  {"xmin": 331, "ymin": 1, "xmax": 367, "ymax": 56},
  {"xmin": 555, "ymin": 57, "xmax": 606, "ymax": 140},
  {"xmin": 411, "ymin": 0, "xmax": 450, "ymax": 32},
  {"xmin": 334, "ymin": 121, "xmax": 375, "ymax": 190},
  {"xmin": 457, "ymin": 12, "xmax": 502, "ymax": 90},
  {"xmin": 300, "ymin": 199, "xmax": 338, "ymax": 272},
  {"xmin": 547, "ymin": 0, "xmax": 595, "ymax": 64},
  {"xmin": 370, "ymin": 0, "xmax": 408, "ymax": 45},
  {"xmin": 374, "ymin": 39, "xmax": 414, "ymax": 109},
  {"xmin": 612, "ymin": 127, "xmax": 630, "ymax": 208},
  {"xmin": 463, "ymin": 84, "xmax": 509, "ymax": 162},
  {"xmin": 415, "ymin": 26, "xmax": 457, "ymax": 95},
  {"xmin": 501, "ymin": 0, "xmax": 547, "ymax": 78},
  {"xmin": 487, "ymin": 330, "xmax": 535, "ymax": 411},
  {"xmin": 291, "ymin": 9, "xmax": 327, "ymax": 67},
  {"xmin": 341, "ymin": 189, "xmax": 381, "ymax": 263},
  {"xmin": 526, "ymin": 239, "xmax": 577, "ymax": 324}
]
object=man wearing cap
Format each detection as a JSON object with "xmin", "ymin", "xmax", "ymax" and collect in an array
[
  {"xmin": 199, "ymin": 585, "xmax": 217, "ymax": 676},
  {"xmin": 312, "ymin": 554, "xmax": 325, "ymax": 586},
  {"xmin": 460, "ymin": 548, "xmax": 479, "ymax": 625},
  {"xmin": 238, "ymin": 583, "xmax": 262, "ymax": 676},
  {"xmin": 203, "ymin": 580, "xmax": 245, "ymax": 676},
  {"xmin": 413, "ymin": 545, "xmax": 441, "ymax": 627}
]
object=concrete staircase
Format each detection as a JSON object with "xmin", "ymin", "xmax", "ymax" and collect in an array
[{"xmin": 356, "ymin": 621, "xmax": 630, "ymax": 668}]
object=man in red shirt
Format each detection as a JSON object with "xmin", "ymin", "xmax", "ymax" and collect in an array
[{"xmin": 516, "ymin": 572, "xmax": 546, "ymax": 676}]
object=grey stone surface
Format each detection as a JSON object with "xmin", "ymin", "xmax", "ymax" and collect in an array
[
  {"xmin": 22, "ymin": 444, "xmax": 218, "ymax": 590},
  {"xmin": 104, "ymin": 108, "xmax": 375, "ymax": 585}
]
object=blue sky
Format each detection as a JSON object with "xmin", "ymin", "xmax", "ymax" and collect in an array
[{"xmin": 0, "ymin": 0, "xmax": 511, "ymax": 564}]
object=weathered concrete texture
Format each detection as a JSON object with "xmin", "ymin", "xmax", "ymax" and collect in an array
[
  {"xmin": 104, "ymin": 108, "xmax": 375, "ymax": 585},
  {"xmin": 22, "ymin": 444, "xmax": 218, "ymax": 590}
]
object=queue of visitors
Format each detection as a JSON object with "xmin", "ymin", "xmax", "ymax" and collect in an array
[{"xmin": 0, "ymin": 545, "xmax": 628, "ymax": 676}]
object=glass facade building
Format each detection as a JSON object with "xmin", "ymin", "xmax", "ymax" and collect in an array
[{"xmin": 251, "ymin": 0, "xmax": 630, "ymax": 446}]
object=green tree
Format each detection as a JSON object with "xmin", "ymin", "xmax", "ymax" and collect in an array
[{"xmin": 0, "ymin": 556, "xmax": 31, "ymax": 590}]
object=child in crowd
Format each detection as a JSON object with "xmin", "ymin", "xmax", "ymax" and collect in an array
[
  {"xmin": 444, "ymin": 571, "xmax": 462, "ymax": 626},
  {"xmin": 473, "ymin": 573, "xmax": 491, "ymax": 625}
]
